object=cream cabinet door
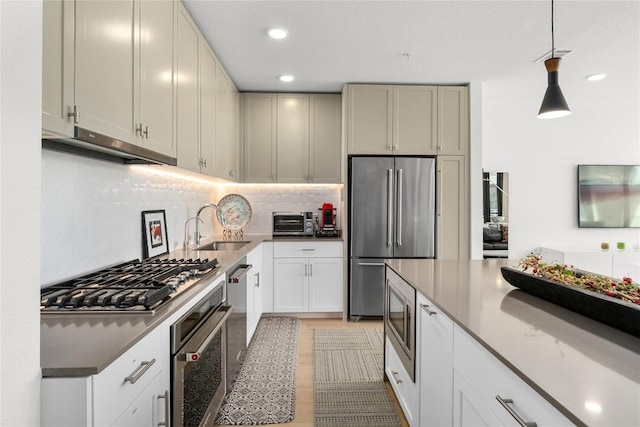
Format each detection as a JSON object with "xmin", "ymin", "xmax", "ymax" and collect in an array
[
  {"xmin": 199, "ymin": 42, "xmax": 217, "ymax": 176},
  {"xmin": 136, "ymin": 0, "xmax": 175, "ymax": 157},
  {"xmin": 346, "ymin": 85, "xmax": 393, "ymax": 154},
  {"xmin": 214, "ymin": 65, "xmax": 230, "ymax": 179},
  {"xmin": 75, "ymin": 0, "xmax": 136, "ymax": 143},
  {"xmin": 42, "ymin": 0, "xmax": 75, "ymax": 138},
  {"xmin": 436, "ymin": 156, "xmax": 468, "ymax": 259},
  {"xmin": 175, "ymin": 6, "xmax": 200, "ymax": 172},
  {"xmin": 277, "ymin": 94, "xmax": 310, "ymax": 183},
  {"xmin": 244, "ymin": 93, "xmax": 277, "ymax": 182},
  {"xmin": 394, "ymin": 86, "xmax": 437, "ymax": 154},
  {"xmin": 437, "ymin": 86, "xmax": 468, "ymax": 155},
  {"xmin": 310, "ymin": 94, "xmax": 342, "ymax": 183}
]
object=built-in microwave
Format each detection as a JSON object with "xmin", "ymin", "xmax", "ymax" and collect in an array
[
  {"xmin": 384, "ymin": 266, "xmax": 416, "ymax": 381},
  {"xmin": 272, "ymin": 212, "xmax": 315, "ymax": 236}
]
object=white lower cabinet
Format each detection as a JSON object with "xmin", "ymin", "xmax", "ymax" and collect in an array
[
  {"xmin": 385, "ymin": 337, "xmax": 419, "ymax": 426},
  {"xmin": 41, "ymin": 327, "xmax": 167, "ymax": 427},
  {"xmin": 246, "ymin": 244, "xmax": 264, "ymax": 343},
  {"xmin": 453, "ymin": 326, "xmax": 573, "ymax": 427},
  {"xmin": 418, "ymin": 293, "xmax": 454, "ymax": 427},
  {"xmin": 273, "ymin": 241, "xmax": 343, "ymax": 313}
]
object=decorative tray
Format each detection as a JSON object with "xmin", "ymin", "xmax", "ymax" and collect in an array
[{"xmin": 501, "ymin": 266, "xmax": 640, "ymax": 338}]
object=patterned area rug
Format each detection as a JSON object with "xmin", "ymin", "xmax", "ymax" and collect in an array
[
  {"xmin": 215, "ymin": 316, "xmax": 300, "ymax": 425},
  {"xmin": 314, "ymin": 328, "xmax": 401, "ymax": 427}
]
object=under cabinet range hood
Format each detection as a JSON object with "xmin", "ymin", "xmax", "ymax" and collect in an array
[{"xmin": 42, "ymin": 127, "xmax": 177, "ymax": 166}]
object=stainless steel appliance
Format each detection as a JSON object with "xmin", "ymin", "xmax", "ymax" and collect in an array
[
  {"xmin": 40, "ymin": 258, "xmax": 220, "ymax": 313},
  {"xmin": 272, "ymin": 211, "xmax": 315, "ymax": 236},
  {"xmin": 225, "ymin": 258, "xmax": 253, "ymax": 387},
  {"xmin": 349, "ymin": 156, "xmax": 435, "ymax": 318},
  {"xmin": 171, "ymin": 283, "xmax": 232, "ymax": 427},
  {"xmin": 384, "ymin": 266, "xmax": 416, "ymax": 381}
]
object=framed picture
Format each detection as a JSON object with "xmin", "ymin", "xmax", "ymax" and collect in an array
[{"xmin": 141, "ymin": 210, "xmax": 169, "ymax": 259}]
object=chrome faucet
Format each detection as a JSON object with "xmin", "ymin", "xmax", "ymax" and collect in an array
[
  {"xmin": 193, "ymin": 203, "xmax": 219, "ymax": 247},
  {"xmin": 183, "ymin": 216, "xmax": 203, "ymax": 250}
]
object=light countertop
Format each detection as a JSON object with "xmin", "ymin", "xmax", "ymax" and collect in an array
[
  {"xmin": 40, "ymin": 234, "xmax": 343, "ymax": 377},
  {"xmin": 385, "ymin": 258, "xmax": 640, "ymax": 427}
]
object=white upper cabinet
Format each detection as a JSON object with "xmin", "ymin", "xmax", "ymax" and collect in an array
[
  {"xmin": 277, "ymin": 94, "xmax": 310, "ymax": 183},
  {"xmin": 74, "ymin": 0, "xmax": 136, "ymax": 143},
  {"xmin": 394, "ymin": 85, "xmax": 437, "ymax": 154},
  {"xmin": 346, "ymin": 85, "xmax": 393, "ymax": 154},
  {"xmin": 198, "ymin": 40, "xmax": 217, "ymax": 176},
  {"xmin": 42, "ymin": 0, "xmax": 75, "ymax": 138},
  {"xmin": 135, "ymin": 0, "xmax": 176, "ymax": 157}
]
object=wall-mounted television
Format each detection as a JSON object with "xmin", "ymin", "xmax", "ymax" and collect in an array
[{"xmin": 578, "ymin": 165, "xmax": 640, "ymax": 228}]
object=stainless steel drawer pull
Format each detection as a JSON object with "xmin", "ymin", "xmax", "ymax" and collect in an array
[
  {"xmin": 495, "ymin": 396, "xmax": 537, "ymax": 427},
  {"xmin": 420, "ymin": 304, "xmax": 437, "ymax": 316},
  {"xmin": 157, "ymin": 390, "xmax": 169, "ymax": 426},
  {"xmin": 124, "ymin": 358, "xmax": 156, "ymax": 384},
  {"xmin": 391, "ymin": 371, "xmax": 402, "ymax": 384},
  {"xmin": 301, "ymin": 248, "xmax": 315, "ymax": 251}
]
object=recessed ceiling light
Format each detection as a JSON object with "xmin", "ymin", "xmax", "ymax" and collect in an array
[
  {"xmin": 585, "ymin": 73, "xmax": 607, "ymax": 82},
  {"xmin": 279, "ymin": 75, "xmax": 294, "ymax": 82},
  {"xmin": 268, "ymin": 28, "xmax": 288, "ymax": 40}
]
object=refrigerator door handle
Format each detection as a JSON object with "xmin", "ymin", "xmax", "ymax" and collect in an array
[
  {"xmin": 396, "ymin": 168, "xmax": 403, "ymax": 247},
  {"xmin": 387, "ymin": 168, "xmax": 394, "ymax": 248}
]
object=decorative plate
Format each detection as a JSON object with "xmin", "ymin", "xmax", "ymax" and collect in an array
[{"xmin": 216, "ymin": 194, "xmax": 252, "ymax": 230}]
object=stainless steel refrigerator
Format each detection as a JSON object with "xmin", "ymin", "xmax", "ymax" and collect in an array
[{"xmin": 349, "ymin": 156, "xmax": 435, "ymax": 318}]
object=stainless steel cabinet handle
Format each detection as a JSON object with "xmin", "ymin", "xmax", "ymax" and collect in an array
[
  {"xmin": 157, "ymin": 390, "xmax": 169, "ymax": 426},
  {"xmin": 135, "ymin": 123, "xmax": 144, "ymax": 136},
  {"xmin": 309, "ymin": 263, "xmax": 313, "ymax": 276},
  {"xmin": 68, "ymin": 105, "xmax": 80, "ymax": 124},
  {"xmin": 396, "ymin": 168, "xmax": 403, "ymax": 247},
  {"xmin": 391, "ymin": 371, "xmax": 402, "ymax": 384},
  {"xmin": 124, "ymin": 358, "xmax": 156, "ymax": 384},
  {"xmin": 304, "ymin": 264, "xmax": 308, "ymax": 276},
  {"xmin": 254, "ymin": 272, "xmax": 260, "ymax": 288},
  {"xmin": 358, "ymin": 262, "xmax": 385, "ymax": 266},
  {"xmin": 301, "ymin": 248, "xmax": 315, "ymax": 251},
  {"xmin": 420, "ymin": 303, "xmax": 437, "ymax": 316},
  {"xmin": 144, "ymin": 126, "xmax": 149, "ymax": 139},
  {"xmin": 387, "ymin": 168, "xmax": 394, "ymax": 247},
  {"xmin": 495, "ymin": 396, "xmax": 537, "ymax": 427}
]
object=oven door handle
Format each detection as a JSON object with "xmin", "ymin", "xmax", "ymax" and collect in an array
[
  {"xmin": 181, "ymin": 305, "xmax": 234, "ymax": 362},
  {"xmin": 229, "ymin": 264, "xmax": 253, "ymax": 284}
]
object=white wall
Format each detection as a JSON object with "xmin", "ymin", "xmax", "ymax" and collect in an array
[
  {"xmin": 41, "ymin": 150, "xmax": 218, "ymax": 285},
  {"xmin": 0, "ymin": 1, "xmax": 42, "ymax": 426},
  {"xmin": 481, "ymin": 1, "xmax": 640, "ymax": 259}
]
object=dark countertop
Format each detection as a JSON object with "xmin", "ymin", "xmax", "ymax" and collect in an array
[
  {"xmin": 40, "ymin": 234, "xmax": 343, "ymax": 377},
  {"xmin": 385, "ymin": 258, "xmax": 640, "ymax": 427}
]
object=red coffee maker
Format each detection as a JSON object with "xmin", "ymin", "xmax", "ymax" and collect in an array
[{"xmin": 320, "ymin": 203, "xmax": 336, "ymax": 231}]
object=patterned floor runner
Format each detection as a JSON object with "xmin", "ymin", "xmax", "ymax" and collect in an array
[
  {"xmin": 314, "ymin": 328, "xmax": 401, "ymax": 427},
  {"xmin": 215, "ymin": 316, "xmax": 300, "ymax": 425}
]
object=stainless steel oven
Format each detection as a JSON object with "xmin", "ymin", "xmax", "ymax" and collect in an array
[
  {"xmin": 384, "ymin": 266, "xmax": 416, "ymax": 381},
  {"xmin": 171, "ymin": 283, "xmax": 232, "ymax": 427}
]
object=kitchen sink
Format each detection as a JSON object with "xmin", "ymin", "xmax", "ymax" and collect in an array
[{"xmin": 197, "ymin": 241, "xmax": 251, "ymax": 251}]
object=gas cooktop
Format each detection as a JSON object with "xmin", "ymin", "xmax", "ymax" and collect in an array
[{"xmin": 40, "ymin": 258, "xmax": 219, "ymax": 314}]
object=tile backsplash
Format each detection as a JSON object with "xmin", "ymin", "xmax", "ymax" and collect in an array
[{"xmin": 41, "ymin": 149, "xmax": 343, "ymax": 286}]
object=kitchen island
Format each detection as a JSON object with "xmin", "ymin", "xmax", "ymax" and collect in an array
[{"xmin": 385, "ymin": 258, "xmax": 640, "ymax": 427}]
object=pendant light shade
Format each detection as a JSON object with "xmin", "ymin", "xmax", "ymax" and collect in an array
[
  {"xmin": 538, "ymin": 0, "xmax": 571, "ymax": 119},
  {"xmin": 538, "ymin": 57, "xmax": 570, "ymax": 119}
]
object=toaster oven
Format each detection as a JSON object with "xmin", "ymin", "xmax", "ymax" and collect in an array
[{"xmin": 272, "ymin": 212, "xmax": 315, "ymax": 236}]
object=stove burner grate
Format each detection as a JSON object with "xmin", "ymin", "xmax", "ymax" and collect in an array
[{"xmin": 40, "ymin": 258, "xmax": 219, "ymax": 313}]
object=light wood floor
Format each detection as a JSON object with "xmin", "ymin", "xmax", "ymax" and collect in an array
[{"xmin": 267, "ymin": 317, "xmax": 409, "ymax": 427}]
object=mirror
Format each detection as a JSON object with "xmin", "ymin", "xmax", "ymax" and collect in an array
[{"xmin": 482, "ymin": 172, "xmax": 509, "ymax": 258}]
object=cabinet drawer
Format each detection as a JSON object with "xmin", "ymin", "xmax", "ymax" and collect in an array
[
  {"xmin": 93, "ymin": 327, "xmax": 162, "ymax": 427},
  {"xmin": 453, "ymin": 327, "xmax": 573, "ymax": 427},
  {"xmin": 273, "ymin": 241, "xmax": 342, "ymax": 258},
  {"xmin": 385, "ymin": 337, "xmax": 419, "ymax": 426}
]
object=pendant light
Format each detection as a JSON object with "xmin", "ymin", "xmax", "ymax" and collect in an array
[{"xmin": 538, "ymin": 0, "xmax": 571, "ymax": 119}]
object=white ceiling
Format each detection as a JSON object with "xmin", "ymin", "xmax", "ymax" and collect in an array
[{"xmin": 181, "ymin": 1, "xmax": 638, "ymax": 93}]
